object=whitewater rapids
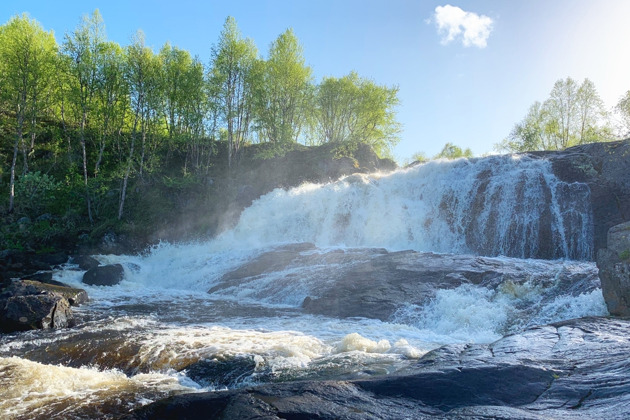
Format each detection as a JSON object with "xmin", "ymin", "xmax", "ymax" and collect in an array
[{"xmin": 0, "ymin": 155, "xmax": 607, "ymax": 419}]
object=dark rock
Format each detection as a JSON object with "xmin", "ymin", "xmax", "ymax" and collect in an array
[
  {"xmin": 4, "ymin": 280, "xmax": 88, "ymax": 306},
  {"xmin": 535, "ymin": 139, "xmax": 630, "ymax": 257},
  {"xmin": 82, "ymin": 264, "xmax": 124, "ymax": 286},
  {"xmin": 211, "ymin": 246, "xmax": 601, "ymax": 321},
  {"xmin": 0, "ymin": 271, "xmax": 9, "ymax": 290},
  {"xmin": 185, "ymin": 356, "xmax": 259, "ymax": 389},
  {"xmin": 0, "ymin": 280, "xmax": 85, "ymax": 332},
  {"xmin": 36, "ymin": 252, "xmax": 69, "ymax": 267},
  {"xmin": 35, "ymin": 213, "xmax": 53, "ymax": 222},
  {"xmin": 0, "ymin": 293, "xmax": 72, "ymax": 332},
  {"xmin": 71, "ymin": 255, "xmax": 100, "ymax": 270},
  {"xmin": 597, "ymin": 221, "xmax": 630, "ymax": 316},
  {"xmin": 128, "ymin": 317, "xmax": 630, "ymax": 420},
  {"xmin": 22, "ymin": 271, "xmax": 53, "ymax": 283}
]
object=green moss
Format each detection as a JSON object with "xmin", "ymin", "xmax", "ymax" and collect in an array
[{"xmin": 620, "ymin": 249, "xmax": 630, "ymax": 261}]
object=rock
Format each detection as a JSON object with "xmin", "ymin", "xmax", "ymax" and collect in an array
[
  {"xmin": 0, "ymin": 271, "xmax": 9, "ymax": 290},
  {"xmin": 597, "ymin": 221, "xmax": 630, "ymax": 316},
  {"xmin": 82, "ymin": 264, "xmax": 124, "ymax": 286},
  {"xmin": 127, "ymin": 317, "xmax": 630, "ymax": 420},
  {"xmin": 211, "ymin": 246, "xmax": 601, "ymax": 321},
  {"xmin": 71, "ymin": 255, "xmax": 100, "ymax": 270},
  {"xmin": 0, "ymin": 280, "xmax": 86, "ymax": 332},
  {"xmin": 0, "ymin": 294, "xmax": 72, "ymax": 332},
  {"xmin": 36, "ymin": 252, "xmax": 69, "ymax": 267},
  {"xmin": 4, "ymin": 280, "xmax": 88, "ymax": 306},
  {"xmin": 35, "ymin": 213, "xmax": 53, "ymax": 222},
  {"xmin": 537, "ymin": 139, "xmax": 630, "ymax": 257},
  {"xmin": 22, "ymin": 271, "xmax": 53, "ymax": 283}
]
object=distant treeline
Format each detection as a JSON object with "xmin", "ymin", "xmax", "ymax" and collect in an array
[
  {"xmin": 0, "ymin": 11, "xmax": 401, "ymax": 228},
  {"xmin": 495, "ymin": 77, "xmax": 630, "ymax": 153}
]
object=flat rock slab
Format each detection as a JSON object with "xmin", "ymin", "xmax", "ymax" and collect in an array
[
  {"xmin": 128, "ymin": 317, "xmax": 630, "ymax": 420},
  {"xmin": 209, "ymin": 244, "xmax": 600, "ymax": 321}
]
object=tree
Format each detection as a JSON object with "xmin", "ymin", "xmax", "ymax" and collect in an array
[
  {"xmin": 63, "ymin": 9, "xmax": 106, "ymax": 223},
  {"xmin": 209, "ymin": 16, "xmax": 260, "ymax": 171},
  {"xmin": 497, "ymin": 77, "xmax": 611, "ymax": 153},
  {"xmin": 495, "ymin": 101, "xmax": 556, "ymax": 153},
  {"xmin": 0, "ymin": 14, "xmax": 58, "ymax": 213},
  {"xmin": 93, "ymin": 41, "xmax": 127, "ymax": 176},
  {"xmin": 312, "ymin": 72, "xmax": 401, "ymax": 157},
  {"xmin": 545, "ymin": 77, "xmax": 579, "ymax": 149},
  {"xmin": 256, "ymin": 28, "xmax": 312, "ymax": 145},
  {"xmin": 119, "ymin": 30, "xmax": 160, "ymax": 219},
  {"xmin": 576, "ymin": 78, "xmax": 606, "ymax": 144},
  {"xmin": 616, "ymin": 90, "xmax": 630, "ymax": 138},
  {"xmin": 434, "ymin": 142, "xmax": 473, "ymax": 159},
  {"xmin": 158, "ymin": 42, "xmax": 209, "ymax": 173}
]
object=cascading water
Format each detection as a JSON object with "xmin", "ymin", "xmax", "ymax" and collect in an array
[
  {"xmin": 223, "ymin": 154, "xmax": 593, "ymax": 260},
  {"xmin": 0, "ymin": 154, "xmax": 605, "ymax": 419}
]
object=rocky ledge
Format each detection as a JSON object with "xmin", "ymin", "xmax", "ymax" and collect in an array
[
  {"xmin": 209, "ymin": 243, "xmax": 601, "ymax": 321},
  {"xmin": 0, "ymin": 280, "xmax": 88, "ymax": 333},
  {"xmin": 128, "ymin": 316, "xmax": 630, "ymax": 419},
  {"xmin": 532, "ymin": 139, "xmax": 630, "ymax": 256},
  {"xmin": 597, "ymin": 220, "xmax": 630, "ymax": 316}
]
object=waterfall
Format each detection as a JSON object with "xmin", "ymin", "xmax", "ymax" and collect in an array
[{"xmin": 221, "ymin": 154, "xmax": 592, "ymax": 260}]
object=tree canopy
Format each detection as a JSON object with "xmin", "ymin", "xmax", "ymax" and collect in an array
[
  {"xmin": 496, "ymin": 77, "xmax": 612, "ymax": 153},
  {"xmin": 0, "ymin": 11, "xmax": 402, "ymax": 246}
]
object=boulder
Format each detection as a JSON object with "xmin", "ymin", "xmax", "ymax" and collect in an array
[
  {"xmin": 0, "ymin": 280, "xmax": 87, "ymax": 333},
  {"xmin": 71, "ymin": 255, "xmax": 100, "ymax": 270},
  {"xmin": 22, "ymin": 271, "xmax": 53, "ymax": 283},
  {"xmin": 82, "ymin": 264, "xmax": 124, "ymax": 286},
  {"xmin": 597, "ymin": 221, "xmax": 630, "ymax": 316},
  {"xmin": 0, "ymin": 271, "xmax": 9, "ymax": 290},
  {"xmin": 4, "ymin": 280, "xmax": 88, "ymax": 307}
]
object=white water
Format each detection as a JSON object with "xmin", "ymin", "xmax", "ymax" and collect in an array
[
  {"xmin": 220, "ymin": 155, "xmax": 593, "ymax": 259},
  {"xmin": 1, "ymin": 155, "xmax": 605, "ymax": 418}
]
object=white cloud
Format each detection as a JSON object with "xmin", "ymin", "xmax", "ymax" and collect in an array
[{"xmin": 433, "ymin": 4, "xmax": 493, "ymax": 48}]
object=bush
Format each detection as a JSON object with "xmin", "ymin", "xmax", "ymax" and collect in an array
[{"xmin": 14, "ymin": 171, "xmax": 61, "ymax": 217}]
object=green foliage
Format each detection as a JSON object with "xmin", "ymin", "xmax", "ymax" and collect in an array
[
  {"xmin": 0, "ymin": 11, "xmax": 404, "ymax": 250},
  {"xmin": 409, "ymin": 151, "xmax": 429, "ymax": 164},
  {"xmin": 620, "ymin": 249, "xmax": 630, "ymax": 261},
  {"xmin": 209, "ymin": 16, "xmax": 260, "ymax": 169},
  {"xmin": 616, "ymin": 90, "xmax": 630, "ymax": 138},
  {"xmin": 311, "ymin": 72, "xmax": 401, "ymax": 158},
  {"xmin": 434, "ymin": 143, "xmax": 473, "ymax": 159},
  {"xmin": 14, "ymin": 171, "xmax": 61, "ymax": 215},
  {"xmin": 255, "ymin": 28, "xmax": 313, "ymax": 145},
  {"xmin": 497, "ymin": 77, "xmax": 612, "ymax": 153}
]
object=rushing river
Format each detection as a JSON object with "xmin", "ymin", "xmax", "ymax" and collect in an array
[{"xmin": 0, "ymin": 155, "xmax": 607, "ymax": 419}]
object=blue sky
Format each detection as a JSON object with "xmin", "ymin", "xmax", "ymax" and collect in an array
[{"xmin": 2, "ymin": 0, "xmax": 629, "ymax": 162}]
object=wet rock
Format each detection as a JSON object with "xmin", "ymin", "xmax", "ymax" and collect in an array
[
  {"xmin": 0, "ymin": 280, "xmax": 86, "ymax": 332},
  {"xmin": 597, "ymin": 221, "xmax": 630, "ymax": 316},
  {"xmin": 536, "ymin": 139, "xmax": 630, "ymax": 257},
  {"xmin": 0, "ymin": 271, "xmax": 9, "ymax": 290},
  {"xmin": 4, "ymin": 280, "xmax": 88, "ymax": 306},
  {"xmin": 22, "ymin": 271, "xmax": 53, "ymax": 283},
  {"xmin": 185, "ymin": 356, "xmax": 260, "ymax": 389},
  {"xmin": 82, "ymin": 264, "xmax": 124, "ymax": 286},
  {"xmin": 211, "ymin": 246, "xmax": 601, "ymax": 321},
  {"xmin": 0, "ymin": 249, "xmax": 67, "ymax": 279},
  {"xmin": 36, "ymin": 252, "xmax": 69, "ymax": 267},
  {"xmin": 128, "ymin": 317, "xmax": 630, "ymax": 420},
  {"xmin": 71, "ymin": 255, "xmax": 100, "ymax": 271}
]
